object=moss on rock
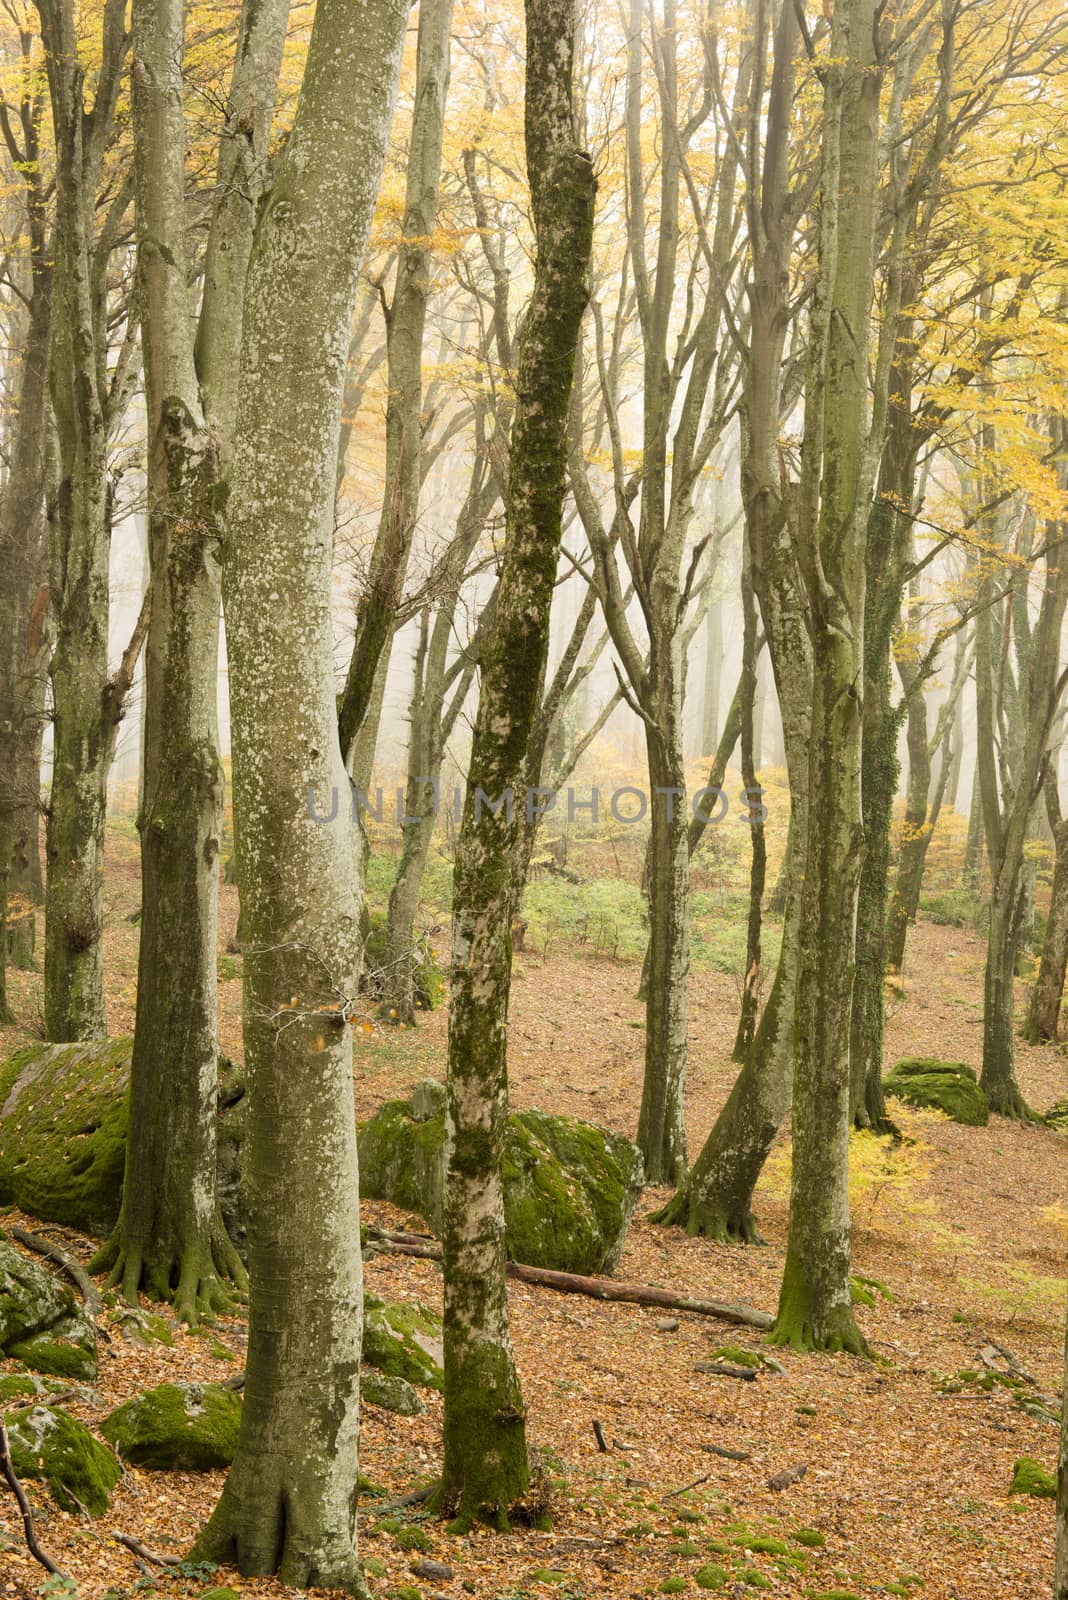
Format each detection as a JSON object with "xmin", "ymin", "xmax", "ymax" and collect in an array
[
  {"xmin": 0, "ymin": 1236, "xmax": 97, "ymax": 1379},
  {"xmin": 363, "ymin": 1296, "xmax": 443, "ymax": 1391},
  {"xmin": 1009, "ymin": 1456, "xmax": 1056, "ymax": 1498},
  {"xmin": 101, "ymin": 1381, "xmax": 241, "ymax": 1470},
  {"xmin": 0, "ymin": 1041, "xmax": 247, "ymax": 1247},
  {"xmin": 358, "ymin": 1082, "xmax": 644, "ymax": 1274},
  {"xmin": 361, "ymin": 1367, "xmax": 425, "ymax": 1415},
  {"xmin": 5, "ymin": 1404, "xmax": 120, "ymax": 1516},
  {"xmin": 882, "ymin": 1058, "xmax": 989, "ymax": 1126}
]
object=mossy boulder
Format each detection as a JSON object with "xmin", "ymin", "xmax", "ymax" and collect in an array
[
  {"xmin": 101, "ymin": 1381, "xmax": 241, "ymax": 1470},
  {"xmin": 364, "ymin": 1295, "xmax": 443, "ymax": 1391},
  {"xmin": 882, "ymin": 1057, "xmax": 989, "ymax": 1126},
  {"xmin": 361, "ymin": 1367, "xmax": 425, "ymax": 1415},
  {"xmin": 0, "ymin": 1038, "xmax": 132, "ymax": 1234},
  {"xmin": 5, "ymin": 1404, "xmax": 120, "ymax": 1515},
  {"xmin": 1009, "ymin": 1456, "xmax": 1056, "ymax": 1498},
  {"xmin": 0, "ymin": 1039, "xmax": 247, "ymax": 1246},
  {"xmin": 358, "ymin": 1081, "xmax": 644, "ymax": 1274},
  {"xmin": 0, "ymin": 1236, "xmax": 97, "ymax": 1379}
]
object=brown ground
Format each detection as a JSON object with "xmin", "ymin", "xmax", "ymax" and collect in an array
[{"xmin": 1, "ymin": 827, "xmax": 1065, "ymax": 1600}]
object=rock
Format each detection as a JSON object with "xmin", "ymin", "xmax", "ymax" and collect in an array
[
  {"xmin": 101, "ymin": 1381, "xmax": 242, "ymax": 1470},
  {"xmin": 362, "ymin": 910, "xmax": 445, "ymax": 1012},
  {"xmin": 1009, "ymin": 1455, "xmax": 1056, "ymax": 1498},
  {"xmin": 363, "ymin": 1296, "xmax": 443, "ymax": 1390},
  {"xmin": 882, "ymin": 1057, "xmax": 989, "ymax": 1126},
  {"xmin": 358, "ymin": 1082, "xmax": 644, "ymax": 1274},
  {"xmin": 0, "ymin": 1040, "xmax": 247, "ymax": 1245},
  {"xmin": 361, "ymin": 1367, "xmax": 425, "ymax": 1415},
  {"xmin": 0, "ymin": 1235, "xmax": 97, "ymax": 1379},
  {"xmin": 656, "ymin": 1316, "xmax": 679, "ymax": 1332},
  {"xmin": 0, "ymin": 1038, "xmax": 132, "ymax": 1235},
  {"xmin": 767, "ymin": 1462, "xmax": 807, "ymax": 1490},
  {"xmin": 411, "ymin": 1561, "xmax": 455, "ymax": 1582},
  {"xmin": 5, "ymin": 1404, "xmax": 120, "ymax": 1516}
]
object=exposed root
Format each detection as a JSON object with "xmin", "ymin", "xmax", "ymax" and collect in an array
[
  {"xmin": 90, "ymin": 1220, "xmax": 247, "ymax": 1328},
  {"xmin": 651, "ymin": 1189, "xmax": 765, "ymax": 1245}
]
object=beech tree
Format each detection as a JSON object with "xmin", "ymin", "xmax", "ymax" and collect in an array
[
  {"xmin": 193, "ymin": 0, "xmax": 409, "ymax": 1581},
  {"xmin": 91, "ymin": 0, "xmax": 289, "ymax": 1321},
  {"xmin": 438, "ymin": 0, "xmax": 595, "ymax": 1524}
]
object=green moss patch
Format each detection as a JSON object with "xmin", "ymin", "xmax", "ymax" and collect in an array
[
  {"xmin": 358, "ymin": 1082, "xmax": 644, "ymax": 1274},
  {"xmin": 882, "ymin": 1058, "xmax": 988, "ymax": 1126},
  {"xmin": 101, "ymin": 1381, "xmax": 241, "ymax": 1470},
  {"xmin": 694, "ymin": 1566, "xmax": 728, "ymax": 1591},
  {"xmin": 361, "ymin": 1367, "xmax": 425, "ymax": 1415},
  {"xmin": 0, "ymin": 1237, "xmax": 97, "ymax": 1379},
  {"xmin": 1009, "ymin": 1456, "xmax": 1056, "ymax": 1498},
  {"xmin": 792, "ymin": 1528, "xmax": 826, "ymax": 1548},
  {"xmin": 363, "ymin": 1295, "xmax": 443, "ymax": 1390},
  {"xmin": 5, "ymin": 1404, "xmax": 120, "ymax": 1516}
]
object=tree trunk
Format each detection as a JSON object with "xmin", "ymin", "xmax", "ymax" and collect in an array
[
  {"xmin": 1056, "ymin": 1281, "xmax": 1068, "ymax": 1598},
  {"xmin": 636, "ymin": 715, "xmax": 691, "ymax": 1184},
  {"xmin": 337, "ymin": 0, "xmax": 455, "ymax": 766},
  {"xmin": 700, "ymin": 599, "xmax": 722, "ymax": 754},
  {"xmin": 39, "ymin": 0, "xmax": 132, "ymax": 1043},
  {"xmin": 94, "ymin": 0, "xmax": 287, "ymax": 1321},
  {"xmin": 437, "ymin": 0, "xmax": 594, "ymax": 1526},
  {"xmin": 1025, "ymin": 806, "xmax": 1068, "ymax": 1043},
  {"xmin": 193, "ymin": 0, "xmax": 409, "ymax": 1583},
  {"xmin": 981, "ymin": 872, "xmax": 1029, "ymax": 1117},
  {"xmin": 885, "ymin": 674, "xmax": 931, "ymax": 971},
  {"xmin": 771, "ymin": 0, "xmax": 878, "ymax": 1356},
  {"xmin": 963, "ymin": 749, "xmax": 984, "ymax": 892},
  {"xmin": 732, "ymin": 553, "xmax": 765, "ymax": 1063}
]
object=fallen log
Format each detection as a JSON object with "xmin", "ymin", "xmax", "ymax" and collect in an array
[{"xmin": 365, "ymin": 1227, "xmax": 774, "ymax": 1331}]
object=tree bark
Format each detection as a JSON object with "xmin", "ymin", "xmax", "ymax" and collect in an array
[
  {"xmin": 39, "ymin": 0, "xmax": 133, "ymax": 1042},
  {"xmin": 1024, "ymin": 777, "xmax": 1068, "ymax": 1042},
  {"xmin": 95, "ymin": 0, "xmax": 287, "ymax": 1323},
  {"xmin": 700, "ymin": 598, "xmax": 722, "ymax": 755},
  {"xmin": 193, "ymin": 0, "xmax": 409, "ymax": 1583},
  {"xmin": 437, "ymin": 0, "xmax": 595, "ymax": 1526}
]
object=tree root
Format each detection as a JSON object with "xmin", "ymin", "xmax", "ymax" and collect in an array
[
  {"xmin": 650, "ymin": 1189, "xmax": 765, "ymax": 1244},
  {"xmin": 10, "ymin": 1225, "xmax": 103, "ymax": 1314},
  {"xmin": 90, "ymin": 1220, "xmax": 247, "ymax": 1328}
]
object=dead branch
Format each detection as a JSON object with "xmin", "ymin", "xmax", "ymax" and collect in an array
[
  {"xmin": 0, "ymin": 1418, "xmax": 66, "ymax": 1577},
  {"xmin": 114, "ymin": 1530, "xmax": 182, "ymax": 1566},
  {"xmin": 10, "ymin": 1225, "xmax": 104, "ymax": 1315},
  {"xmin": 366, "ymin": 1228, "xmax": 774, "ymax": 1331}
]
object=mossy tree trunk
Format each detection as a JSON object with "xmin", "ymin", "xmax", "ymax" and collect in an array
[
  {"xmin": 193, "ymin": 0, "xmax": 409, "ymax": 1584},
  {"xmin": 1056, "ymin": 1276, "xmax": 1068, "ymax": 1597},
  {"xmin": 885, "ymin": 662, "xmax": 931, "ymax": 972},
  {"xmin": 438, "ymin": 0, "xmax": 595, "ymax": 1526},
  {"xmin": 771, "ymin": 0, "xmax": 882, "ymax": 1356},
  {"xmin": 96, "ymin": 0, "xmax": 287, "ymax": 1323},
  {"xmin": 0, "ymin": 74, "xmax": 52, "ymax": 1002},
  {"xmin": 1025, "ymin": 775, "xmax": 1068, "ymax": 1042},
  {"xmin": 39, "ymin": 0, "xmax": 139, "ymax": 1043},
  {"xmin": 732, "ymin": 546, "xmax": 766, "ymax": 1064}
]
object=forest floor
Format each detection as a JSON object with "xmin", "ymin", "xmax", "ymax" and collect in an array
[{"xmin": 1, "ymin": 823, "xmax": 1066, "ymax": 1600}]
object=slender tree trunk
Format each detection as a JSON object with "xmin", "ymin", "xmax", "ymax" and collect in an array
[
  {"xmin": 732, "ymin": 553, "xmax": 765, "ymax": 1062},
  {"xmin": 982, "ymin": 873, "xmax": 1028, "ymax": 1116},
  {"xmin": 885, "ymin": 674, "xmax": 931, "ymax": 971},
  {"xmin": 193, "ymin": 0, "xmax": 409, "ymax": 1583},
  {"xmin": 963, "ymin": 753, "xmax": 984, "ymax": 891},
  {"xmin": 39, "ymin": 0, "xmax": 132, "ymax": 1042},
  {"xmin": 1025, "ymin": 808, "xmax": 1068, "ymax": 1042},
  {"xmin": 637, "ymin": 714, "xmax": 691, "ymax": 1184},
  {"xmin": 337, "ymin": 0, "xmax": 455, "ymax": 766},
  {"xmin": 701, "ymin": 598, "xmax": 722, "ymax": 754},
  {"xmin": 437, "ymin": 0, "xmax": 595, "ymax": 1525},
  {"xmin": 1056, "ymin": 1280, "xmax": 1068, "ymax": 1597}
]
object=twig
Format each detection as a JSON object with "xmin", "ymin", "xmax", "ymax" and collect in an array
[
  {"xmin": 0, "ymin": 1419, "xmax": 66, "ymax": 1576},
  {"xmin": 114, "ymin": 1531, "xmax": 182, "ymax": 1567},
  {"xmin": 10, "ymin": 1225, "xmax": 104, "ymax": 1315},
  {"xmin": 664, "ymin": 1472, "xmax": 713, "ymax": 1499}
]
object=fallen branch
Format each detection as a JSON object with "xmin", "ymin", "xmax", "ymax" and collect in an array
[
  {"xmin": 0, "ymin": 1419, "xmax": 66, "ymax": 1577},
  {"xmin": 114, "ymin": 1531, "xmax": 182, "ymax": 1567},
  {"xmin": 664, "ymin": 1472, "xmax": 714, "ymax": 1499},
  {"xmin": 366, "ymin": 1229, "xmax": 774, "ymax": 1331},
  {"xmin": 10, "ymin": 1226, "xmax": 104, "ymax": 1316}
]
